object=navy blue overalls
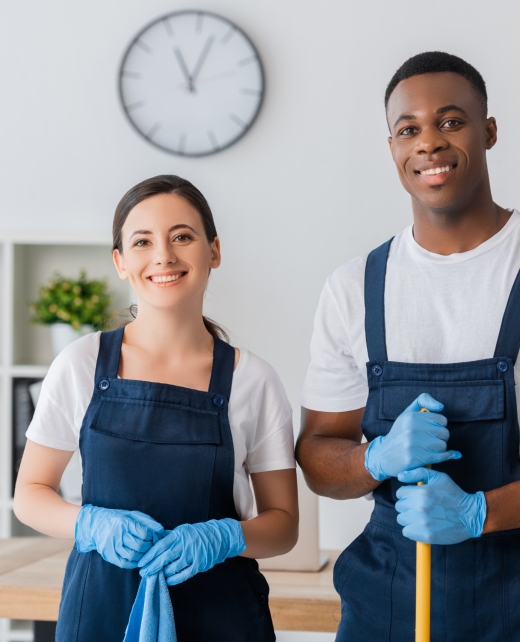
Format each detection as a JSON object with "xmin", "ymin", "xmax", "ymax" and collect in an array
[
  {"xmin": 333, "ymin": 238, "xmax": 520, "ymax": 641},
  {"xmin": 56, "ymin": 328, "xmax": 275, "ymax": 642}
]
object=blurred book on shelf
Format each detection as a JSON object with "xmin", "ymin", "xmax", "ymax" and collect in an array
[
  {"xmin": 11, "ymin": 379, "xmax": 82, "ymax": 503},
  {"xmin": 12, "ymin": 378, "xmax": 40, "ymax": 494}
]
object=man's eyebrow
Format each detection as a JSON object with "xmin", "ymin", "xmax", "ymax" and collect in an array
[
  {"xmin": 436, "ymin": 104, "xmax": 468, "ymax": 116},
  {"xmin": 129, "ymin": 224, "xmax": 198, "ymax": 240},
  {"xmin": 393, "ymin": 114, "xmax": 415, "ymax": 128},
  {"xmin": 392, "ymin": 105, "xmax": 469, "ymax": 129}
]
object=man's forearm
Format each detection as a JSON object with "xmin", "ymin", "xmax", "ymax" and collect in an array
[
  {"xmin": 483, "ymin": 480, "xmax": 520, "ymax": 533},
  {"xmin": 296, "ymin": 436, "xmax": 381, "ymax": 500}
]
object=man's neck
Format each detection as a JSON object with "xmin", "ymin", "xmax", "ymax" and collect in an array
[{"xmin": 411, "ymin": 184, "xmax": 511, "ymax": 255}]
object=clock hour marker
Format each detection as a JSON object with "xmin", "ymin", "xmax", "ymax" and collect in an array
[
  {"xmin": 237, "ymin": 55, "xmax": 256, "ymax": 67},
  {"xmin": 135, "ymin": 39, "xmax": 152, "ymax": 54},
  {"xmin": 178, "ymin": 133, "xmax": 186, "ymax": 155},
  {"xmin": 121, "ymin": 71, "xmax": 142, "ymax": 79},
  {"xmin": 162, "ymin": 18, "xmax": 174, "ymax": 37},
  {"xmin": 221, "ymin": 27, "xmax": 236, "ymax": 44},
  {"xmin": 240, "ymin": 88, "xmax": 261, "ymax": 96},
  {"xmin": 196, "ymin": 12, "xmax": 204, "ymax": 33},
  {"xmin": 146, "ymin": 122, "xmax": 161, "ymax": 141},
  {"xmin": 208, "ymin": 130, "xmax": 219, "ymax": 151},
  {"xmin": 229, "ymin": 114, "xmax": 246, "ymax": 130},
  {"xmin": 125, "ymin": 100, "xmax": 145, "ymax": 111}
]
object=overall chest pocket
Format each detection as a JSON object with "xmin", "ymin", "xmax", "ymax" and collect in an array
[
  {"xmin": 379, "ymin": 380, "xmax": 506, "ymax": 493},
  {"xmin": 379, "ymin": 380, "xmax": 505, "ymax": 424},
  {"xmin": 85, "ymin": 397, "xmax": 222, "ymax": 527},
  {"xmin": 89, "ymin": 397, "xmax": 221, "ymax": 444}
]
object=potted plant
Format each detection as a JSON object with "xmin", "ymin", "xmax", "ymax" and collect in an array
[{"xmin": 29, "ymin": 271, "xmax": 113, "ymax": 356}]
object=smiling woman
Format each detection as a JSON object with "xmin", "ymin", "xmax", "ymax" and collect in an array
[
  {"xmin": 112, "ymin": 175, "xmax": 228, "ymax": 341},
  {"xmin": 13, "ymin": 175, "xmax": 298, "ymax": 642}
]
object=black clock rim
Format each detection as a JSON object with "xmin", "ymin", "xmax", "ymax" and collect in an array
[{"xmin": 117, "ymin": 9, "xmax": 265, "ymax": 157}]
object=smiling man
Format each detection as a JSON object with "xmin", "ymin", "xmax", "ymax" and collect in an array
[{"xmin": 296, "ymin": 52, "xmax": 520, "ymax": 641}]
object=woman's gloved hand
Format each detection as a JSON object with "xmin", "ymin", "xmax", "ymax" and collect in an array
[
  {"xmin": 395, "ymin": 467, "xmax": 487, "ymax": 544},
  {"xmin": 138, "ymin": 518, "xmax": 246, "ymax": 586},
  {"xmin": 75, "ymin": 504, "xmax": 164, "ymax": 569},
  {"xmin": 364, "ymin": 393, "xmax": 461, "ymax": 481}
]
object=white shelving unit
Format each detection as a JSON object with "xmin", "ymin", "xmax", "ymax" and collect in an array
[{"xmin": 0, "ymin": 237, "xmax": 131, "ymax": 642}]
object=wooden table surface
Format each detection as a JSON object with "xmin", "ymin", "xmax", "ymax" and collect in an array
[{"xmin": 0, "ymin": 538, "xmax": 341, "ymax": 632}]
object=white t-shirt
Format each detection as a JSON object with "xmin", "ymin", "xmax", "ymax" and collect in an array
[
  {"xmin": 302, "ymin": 210, "xmax": 520, "ymax": 418},
  {"xmin": 26, "ymin": 333, "xmax": 296, "ymax": 520}
]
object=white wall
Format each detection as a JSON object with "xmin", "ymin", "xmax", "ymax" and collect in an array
[{"xmin": 3, "ymin": 0, "xmax": 520, "ymax": 556}]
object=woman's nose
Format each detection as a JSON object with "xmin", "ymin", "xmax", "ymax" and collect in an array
[{"xmin": 154, "ymin": 243, "xmax": 177, "ymax": 264}]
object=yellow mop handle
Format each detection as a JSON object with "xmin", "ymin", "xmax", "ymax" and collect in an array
[{"xmin": 416, "ymin": 407, "xmax": 431, "ymax": 642}]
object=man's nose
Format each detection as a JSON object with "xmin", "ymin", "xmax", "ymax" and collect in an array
[{"xmin": 414, "ymin": 126, "xmax": 448, "ymax": 155}]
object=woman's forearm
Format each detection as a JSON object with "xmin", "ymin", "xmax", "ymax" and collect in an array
[
  {"xmin": 240, "ymin": 508, "xmax": 298, "ymax": 559},
  {"xmin": 14, "ymin": 441, "xmax": 81, "ymax": 539},
  {"xmin": 14, "ymin": 482, "xmax": 80, "ymax": 539}
]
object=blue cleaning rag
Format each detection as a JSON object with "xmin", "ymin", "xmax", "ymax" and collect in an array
[{"xmin": 123, "ymin": 535, "xmax": 177, "ymax": 642}]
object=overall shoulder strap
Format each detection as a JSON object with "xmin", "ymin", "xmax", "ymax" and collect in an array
[
  {"xmin": 208, "ymin": 338, "xmax": 235, "ymax": 400},
  {"xmin": 494, "ymin": 268, "xmax": 520, "ymax": 363},
  {"xmin": 94, "ymin": 327, "xmax": 124, "ymax": 381},
  {"xmin": 364, "ymin": 238, "xmax": 394, "ymax": 362}
]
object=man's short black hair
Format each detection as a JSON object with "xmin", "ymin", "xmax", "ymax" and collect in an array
[{"xmin": 385, "ymin": 51, "xmax": 487, "ymax": 115}]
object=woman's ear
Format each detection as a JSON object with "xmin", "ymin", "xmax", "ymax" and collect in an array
[
  {"xmin": 113, "ymin": 249, "xmax": 129, "ymax": 280},
  {"xmin": 210, "ymin": 237, "xmax": 221, "ymax": 269}
]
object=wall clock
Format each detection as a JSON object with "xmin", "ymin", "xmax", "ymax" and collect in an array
[{"xmin": 119, "ymin": 10, "xmax": 264, "ymax": 157}]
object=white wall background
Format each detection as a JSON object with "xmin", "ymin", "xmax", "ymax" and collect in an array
[{"xmin": 2, "ymin": 1, "xmax": 520, "ymax": 639}]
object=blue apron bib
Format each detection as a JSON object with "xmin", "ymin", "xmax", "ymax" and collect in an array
[
  {"xmin": 56, "ymin": 328, "xmax": 275, "ymax": 642},
  {"xmin": 333, "ymin": 238, "xmax": 520, "ymax": 641}
]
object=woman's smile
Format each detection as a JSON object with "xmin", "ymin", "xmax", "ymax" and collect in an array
[{"xmin": 148, "ymin": 271, "xmax": 187, "ymax": 286}]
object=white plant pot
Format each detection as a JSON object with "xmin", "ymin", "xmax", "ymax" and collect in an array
[{"xmin": 50, "ymin": 323, "xmax": 93, "ymax": 357}]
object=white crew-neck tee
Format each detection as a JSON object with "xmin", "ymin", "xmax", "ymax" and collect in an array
[
  {"xmin": 27, "ymin": 333, "xmax": 295, "ymax": 520},
  {"xmin": 302, "ymin": 210, "xmax": 520, "ymax": 421}
]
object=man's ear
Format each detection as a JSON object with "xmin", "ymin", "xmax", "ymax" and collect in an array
[
  {"xmin": 388, "ymin": 136, "xmax": 393, "ymax": 154},
  {"xmin": 485, "ymin": 116, "xmax": 498, "ymax": 150},
  {"xmin": 113, "ymin": 249, "xmax": 128, "ymax": 281}
]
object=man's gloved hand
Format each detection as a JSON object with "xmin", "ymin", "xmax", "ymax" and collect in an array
[
  {"xmin": 395, "ymin": 467, "xmax": 486, "ymax": 545},
  {"xmin": 138, "ymin": 518, "xmax": 246, "ymax": 586},
  {"xmin": 75, "ymin": 505, "xmax": 164, "ymax": 569},
  {"xmin": 364, "ymin": 393, "xmax": 461, "ymax": 481}
]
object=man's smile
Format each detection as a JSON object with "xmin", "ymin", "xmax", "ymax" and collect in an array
[{"xmin": 414, "ymin": 162, "xmax": 458, "ymax": 185}]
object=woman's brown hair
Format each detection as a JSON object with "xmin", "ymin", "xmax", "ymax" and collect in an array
[{"xmin": 113, "ymin": 174, "xmax": 228, "ymax": 341}]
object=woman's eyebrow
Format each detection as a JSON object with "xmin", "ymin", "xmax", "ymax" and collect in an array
[
  {"xmin": 129, "ymin": 224, "xmax": 198, "ymax": 240},
  {"xmin": 169, "ymin": 224, "xmax": 198, "ymax": 234},
  {"xmin": 129, "ymin": 229, "xmax": 152, "ymax": 240}
]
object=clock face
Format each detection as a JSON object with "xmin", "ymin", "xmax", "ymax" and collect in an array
[{"xmin": 119, "ymin": 11, "xmax": 264, "ymax": 157}]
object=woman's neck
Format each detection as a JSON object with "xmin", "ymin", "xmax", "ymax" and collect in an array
[{"xmin": 123, "ymin": 303, "xmax": 214, "ymax": 364}]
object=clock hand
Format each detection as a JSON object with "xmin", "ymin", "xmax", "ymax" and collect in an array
[
  {"xmin": 176, "ymin": 69, "xmax": 238, "ymax": 90},
  {"xmin": 173, "ymin": 48, "xmax": 195, "ymax": 92},
  {"xmin": 190, "ymin": 35, "xmax": 215, "ymax": 81}
]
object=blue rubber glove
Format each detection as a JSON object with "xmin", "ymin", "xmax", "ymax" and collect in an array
[
  {"xmin": 75, "ymin": 504, "xmax": 164, "ymax": 569},
  {"xmin": 364, "ymin": 393, "xmax": 461, "ymax": 481},
  {"xmin": 395, "ymin": 467, "xmax": 486, "ymax": 544},
  {"xmin": 138, "ymin": 518, "xmax": 246, "ymax": 586}
]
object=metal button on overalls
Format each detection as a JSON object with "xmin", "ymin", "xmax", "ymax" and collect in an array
[
  {"xmin": 56, "ymin": 328, "xmax": 275, "ymax": 642},
  {"xmin": 333, "ymin": 239, "xmax": 520, "ymax": 641}
]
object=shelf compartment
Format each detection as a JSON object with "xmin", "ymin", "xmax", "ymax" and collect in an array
[{"xmin": 12, "ymin": 243, "xmax": 131, "ymax": 367}]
